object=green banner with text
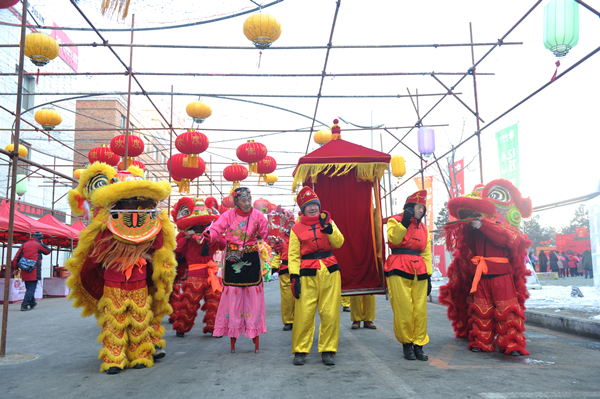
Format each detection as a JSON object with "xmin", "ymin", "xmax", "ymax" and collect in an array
[{"xmin": 495, "ymin": 123, "xmax": 520, "ymax": 188}]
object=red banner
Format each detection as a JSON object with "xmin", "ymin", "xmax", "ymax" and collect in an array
[
  {"xmin": 449, "ymin": 159, "xmax": 464, "ymax": 197},
  {"xmin": 413, "ymin": 176, "xmax": 433, "ymax": 231},
  {"xmin": 555, "ymin": 233, "xmax": 591, "ymax": 254}
]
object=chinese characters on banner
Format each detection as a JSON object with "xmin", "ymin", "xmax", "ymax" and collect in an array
[
  {"xmin": 449, "ymin": 159, "xmax": 465, "ymax": 197},
  {"xmin": 495, "ymin": 123, "xmax": 520, "ymax": 188},
  {"xmin": 413, "ymin": 176, "xmax": 434, "ymax": 231}
]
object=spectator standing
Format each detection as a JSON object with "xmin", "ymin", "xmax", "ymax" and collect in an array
[
  {"xmin": 12, "ymin": 232, "xmax": 52, "ymax": 311},
  {"xmin": 548, "ymin": 251, "xmax": 559, "ymax": 274},
  {"xmin": 567, "ymin": 251, "xmax": 577, "ymax": 278},
  {"xmin": 538, "ymin": 250, "xmax": 548, "ymax": 273},
  {"xmin": 582, "ymin": 250, "xmax": 593, "ymax": 279}
]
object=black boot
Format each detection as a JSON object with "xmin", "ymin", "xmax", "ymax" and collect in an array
[
  {"xmin": 321, "ymin": 352, "xmax": 336, "ymax": 366},
  {"xmin": 403, "ymin": 343, "xmax": 416, "ymax": 360},
  {"xmin": 413, "ymin": 345, "xmax": 428, "ymax": 361},
  {"xmin": 132, "ymin": 364, "xmax": 146, "ymax": 369},
  {"xmin": 176, "ymin": 332, "xmax": 185, "ymax": 337},
  {"xmin": 283, "ymin": 324, "xmax": 293, "ymax": 331},
  {"xmin": 509, "ymin": 351, "xmax": 522, "ymax": 356},
  {"xmin": 293, "ymin": 353, "xmax": 307, "ymax": 366},
  {"xmin": 105, "ymin": 367, "xmax": 121, "ymax": 375}
]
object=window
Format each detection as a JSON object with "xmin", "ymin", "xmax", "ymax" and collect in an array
[
  {"xmin": 16, "ymin": 140, "xmax": 31, "ymax": 176},
  {"xmin": 152, "ymin": 173, "xmax": 158, "ymax": 182},
  {"xmin": 16, "ymin": 66, "xmax": 35, "ymax": 112},
  {"xmin": 120, "ymin": 115, "xmax": 126, "ymax": 128},
  {"xmin": 162, "ymin": 154, "xmax": 166, "ymax": 164},
  {"xmin": 153, "ymin": 145, "xmax": 159, "ymax": 160}
]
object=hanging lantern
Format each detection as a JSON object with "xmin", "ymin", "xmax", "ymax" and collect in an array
[
  {"xmin": 391, "ymin": 155, "xmax": 406, "ymax": 178},
  {"xmin": 168, "ymin": 154, "xmax": 205, "ymax": 193},
  {"xmin": 16, "ymin": 174, "xmax": 27, "ymax": 198},
  {"xmin": 253, "ymin": 198, "xmax": 270, "ymax": 213},
  {"xmin": 186, "ymin": 101, "xmax": 212, "ymax": 124},
  {"xmin": 223, "ymin": 162, "xmax": 249, "ymax": 189},
  {"xmin": 256, "ymin": 155, "xmax": 277, "ymax": 185},
  {"xmin": 0, "ymin": 1, "xmax": 19, "ymax": 9},
  {"xmin": 265, "ymin": 173, "xmax": 278, "ymax": 186},
  {"xmin": 544, "ymin": 0, "xmax": 579, "ymax": 57},
  {"xmin": 110, "ymin": 134, "xmax": 144, "ymax": 166},
  {"xmin": 5, "ymin": 143, "xmax": 28, "ymax": 158},
  {"xmin": 243, "ymin": 13, "xmax": 282, "ymax": 49},
  {"xmin": 88, "ymin": 145, "xmax": 120, "ymax": 166},
  {"xmin": 417, "ymin": 126, "xmax": 435, "ymax": 158},
  {"xmin": 267, "ymin": 203, "xmax": 277, "ymax": 213},
  {"xmin": 34, "ymin": 109, "xmax": 62, "ymax": 130},
  {"xmin": 73, "ymin": 169, "xmax": 84, "ymax": 179},
  {"xmin": 24, "ymin": 32, "xmax": 60, "ymax": 67},
  {"xmin": 222, "ymin": 195, "xmax": 235, "ymax": 209},
  {"xmin": 175, "ymin": 129, "xmax": 209, "ymax": 168},
  {"xmin": 314, "ymin": 129, "xmax": 332, "ymax": 146},
  {"xmin": 118, "ymin": 159, "xmax": 146, "ymax": 171},
  {"xmin": 236, "ymin": 140, "xmax": 267, "ymax": 175},
  {"xmin": 331, "ymin": 119, "xmax": 342, "ymax": 140}
]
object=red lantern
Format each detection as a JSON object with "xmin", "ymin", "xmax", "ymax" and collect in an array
[
  {"xmin": 254, "ymin": 198, "xmax": 270, "ymax": 213},
  {"xmin": 175, "ymin": 129, "xmax": 209, "ymax": 168},
  {"xmin": 0, "ymin": 1, "xmax": 20, "ymax": 9},
  {"xmin": 256, "ymin": 155, "xmax": 277, "ymax": 185},
  {"xmin": 236, "ymin": 140, "xmax": 267, "ymax": 174},
  {"xmin": 267, "ymin": 203, "xmax": 277, "ymax": 213},
  {"xmin": 168, "ymin": 154, "xmax": 205, "ymax": 193},
  {"xmin": 88, "ymin": 145, "xmax": 120, "ymax": 166},
  {"xmin": 222, "ymin": 196, "xmax": 235, "ymax": 209},
  {"xmin": 223, "ymin": 162, "xmax": 248, "ymax": 189},
  {"xmin": 110, "ymin": 134, "xmax": 144, "ymax": 167},
  {"xmin": 118, "ymin": 159, "xmax": 146, "ymax": 171}
]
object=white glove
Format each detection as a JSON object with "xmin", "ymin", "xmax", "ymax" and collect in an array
[
  {"xmin": 470, "ymin": 220, "xmax": 482, "ymax": 229},
  {"xmin": 272, "ymin": 272, "xmax": 279, "ymax": 280}
]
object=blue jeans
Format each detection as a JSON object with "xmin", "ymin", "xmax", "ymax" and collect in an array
[
  {"xmin": 22, "ymin": 280, "xmax": 37, "ymax": 309},
  {"xmin": 584, "ymin": 269, "xmax": 593, "ymax": 279}
]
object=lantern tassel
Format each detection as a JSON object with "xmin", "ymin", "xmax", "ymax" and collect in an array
[
  {"xmin": 550, "ymin": 60, "xmax": 560, "ymax": 82},
  {"xmin": 233, "ymin": 181, "xmax": 240, "ymax": 189},
  {"xmin": 258, "ymin": 174, "xmax": 267, "ymax": 185},
  {"xmin": 189, "ymin": 154, "xmax": 198, "ymax": 168},
  {"xmin": 249, "ymin": 163, "xmax": 257, "ymax": 176},
  {"xmin": 257, "ymin": 51, "xmax": 262, "ymax": 69},
  {"xmin": 36, "ymin": 68, "xmax": 40, "ymax": 85},
  {"xmin": 179, "ymin": 179, "xmax": 190, "ymax": 194}
]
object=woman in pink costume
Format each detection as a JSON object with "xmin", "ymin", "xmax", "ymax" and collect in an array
[{"xmin": 202, "ymin": 187, "xmax": 269, "ymax": 353}]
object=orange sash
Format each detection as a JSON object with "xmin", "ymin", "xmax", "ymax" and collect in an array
[
  {"xmin": 188, "ymin": 261, "xmax": 222, "ymax": 293},
  {"xmin": 470, "ymin": 256, "xmax": 510, "ymax": 293},
  {"xmin": 121, "ymin": 257, "xmax": 146, "ymax": 281}
]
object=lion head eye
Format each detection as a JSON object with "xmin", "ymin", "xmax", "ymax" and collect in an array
[
  {"xmin": 86, "ymin": 175, "xmax": 109, "ymax": 195},
  {"xmin": 487, "ymin": 186, "xmax": 511, "ymax": 202},
  {"xmin": 177, "ymin": 205, "xmax": 190, "ymax": 219}
]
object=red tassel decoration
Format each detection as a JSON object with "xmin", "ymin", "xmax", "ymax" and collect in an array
[{"xmin": 550, "ymin": 60, "xmax": 561, "ymax": 82}]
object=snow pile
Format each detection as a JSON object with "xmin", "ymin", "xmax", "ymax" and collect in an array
[{"xmin": 526, "ymin": 285, "xmax": 600, "ymax": 314}]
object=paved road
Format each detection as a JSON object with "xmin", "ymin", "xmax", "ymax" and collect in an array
[{"xmin": 1, "ymin": 281, "xmax": 600, "ymax": 399}]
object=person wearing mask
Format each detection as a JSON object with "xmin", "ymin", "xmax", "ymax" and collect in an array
[
  {"xmin": 289, "ymin": 186, "xmax": 345, "ymax": 366},
  {"xmin": 385, "ymin": 190, "xmax": 432, "ymax": 361},
  {"xmin": 13, "ymin": 232, "xmax": 51, "ymax": 311}
]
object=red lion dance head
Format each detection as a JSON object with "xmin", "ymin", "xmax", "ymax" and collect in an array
[{"xmin": 172, "ymin": 196, "xmax": 220, "ymax": 233}]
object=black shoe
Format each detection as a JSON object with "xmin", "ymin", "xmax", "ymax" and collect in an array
[
  {"xmin": 509, "ymin": 351, "xmax": 522, "ymax": 356},
  {"xmin": 321, "ymin": 352, "xmax": 336, "ymax": 366},
  {"xmin": 20, "ymin": 306, "xmax": 30, "ymax": 311},
  {"xmin": 132, "ymin": 364, "xmax": 146, "ymax": 369},
  {"xmin": 403, "ymin": 343, "xmax": 416, "ymax": 360},
  {"xmin": 106, "ymin": 367, "xmax": 121, "ymax": 375},
  {"xmin": 470, "ymin": 346, "xmax": 480, "ymax": 352},
  {"xmin": 30, "ymin": 303, "xmax": 37, "ymax": 309},
  {"xmin": 413, "ymin": 345, "xmax": 428, "ymax": 361},
  {"xmin": 283, "ymin": 324, "xmax": 293, "ymax": 331},
  {"xmin": 293, "ymin": 353, "xmax": 307, "ymax": 366},
  {"xmin": 152, "ymin": 348, "xmax": 165, "ymax": 360},
  {"xmin": 342, "ymin": 307, "xmax": 350, "ymax": 312},
  {"xmin": 176, "ymin": 332, "xmax": 185, "ymax": 337}
]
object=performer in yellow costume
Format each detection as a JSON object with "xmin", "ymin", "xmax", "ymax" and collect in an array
[
  {"xmin": 385, "ymin": 190, "xmax": 432, "ymax": 361},
  {"xmin": 350, "ymin": 295, "xmax": 377, "ymax": 330},
  {"xmin": 66, "ymin": 162, "xmax": 177, "ymax": 374},
  {"xmin": 288, "ymin": 187, "xmax": 344, "ymax": 366},
  {"xmin": 340, "ymin": 296, "xmax": 351, "ymax": 312},
  {"xmin": 271, "ymin": 217, "xmax": 296, "ymax": 331}
]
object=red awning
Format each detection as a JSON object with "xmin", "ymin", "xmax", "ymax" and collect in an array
[
  {"xmin": 38, "ymin": 214, "xmax": 81, "ymax": 247},
  {"xmin": 70, "ymin": 220, "xmax": 86, "ymax": 232},
  {"xmin": 0, "ymin": 202, "xmax": 74, "ymax": 246}
]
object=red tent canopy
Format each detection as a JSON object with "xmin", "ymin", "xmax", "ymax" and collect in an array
[
  {"xmin": 292, "ymin": 139, "xmax": 390, "ymax": 294},
  {"xmin": 70, "ymin": 220, "xmax": 86, "ymax": 232},
  {"xmin": 38, "ymin": 214, "xmax": 80, "ymax": 247},
  {"xmin": 0, "ymin": 202, "xmax": 73, "ymax": 246}
]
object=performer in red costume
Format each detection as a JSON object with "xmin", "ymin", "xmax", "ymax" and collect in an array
[
  {"xmin": 171, "ymin": 197, "xmax": 226, "ymax": 337},
  {"xmin": 439, "ymin": 179, "xmax": 532, "ymax": 356},
  {"xmin": 271, "ymin": 217, "xmax": 296, "ymax": 331}
]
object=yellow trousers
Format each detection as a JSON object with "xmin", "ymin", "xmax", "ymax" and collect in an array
[
  {"xmin": 350, "ymin": 295, "xmax": 376, "ymax": 322},
  {"xmin": 340, "ymin": 296, "xmax": 351, "ymax": 308},
  {"xmin": 292, "ymin": 264, "xmax": 341, "ymax": 354},
  {"xmin": 279, "ymin": 273, "xmax": 295, "ymax": 325},
  {"xmin": 97, "ymin": 285, "xmax": 155, "ymax": 372},
  {"xmin": 387, "ymin": 274, "xmax": 429, "ymax": 346}
]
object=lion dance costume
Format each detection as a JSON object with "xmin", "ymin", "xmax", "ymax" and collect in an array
[
  {"xmin": 65, "ymin": 163, "xmax": 177, "ymax": 373},
  {"xmin": 439, "ymin": 179, "xmax": 532, "ymax": 356},
  {"xmin": 171, "ymin": 196, "xmax": 225, "ymax": 337}
]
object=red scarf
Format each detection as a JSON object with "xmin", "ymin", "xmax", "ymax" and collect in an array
[{"xmin": 236, "ymin": 208, "xmax": 252, "ymax": 217}]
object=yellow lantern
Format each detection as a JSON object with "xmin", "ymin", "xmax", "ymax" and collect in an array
[
  {"xmin": 314, "ymin": 129, "xmax": 332, "ymax": 146},
  {"xmin": 73, "ymin": 169, "xmax": 84, "ymax": 179},
  {"xmin": 265, "ymin": 174, "xmax": 278, "ymax": 186},
  {"xmin": 35, "ymin": 108, "xmax": 62, "ymax": 130},
  {"xmin": 391, "ymin": 155, "xmax": 406, "ymax": 178},
  {"xmin": 186, "ymin": 101, "xmax": 212, "ymax": 124},
  {"xmin": 4, "ymin": 143, "xmax": 28, "ymax": 158},
  {"xmin": 243, "ymin": 13, "xmax": 282, "ymax": 49},
  {"xmin": 24, "ymin": 33, "xmax": 60, "ymax": 67}
]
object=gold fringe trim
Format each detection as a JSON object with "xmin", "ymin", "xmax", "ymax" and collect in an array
[
  {"xmin": 99, "ymin": 350, "xmax": 128, "ymax": 371},
  {"xmin": 101, "ymin": 0, "xmax": 131, "ymax": 20},
  {"xmin": 128, "ymin": 355, "xmax": 154, "ymax": 369},
  {"xmin": 291, "ymin": 162, "xmax": 389, "ymax": 191}
]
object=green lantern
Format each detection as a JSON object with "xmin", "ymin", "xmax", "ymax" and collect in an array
[
  {"xmin": 543, "ymin": 0, "xmax": 579, "ymax": 57},
  {"xmin": 16, "ymin": 174, "xmax": 27, "ymax": 197}
]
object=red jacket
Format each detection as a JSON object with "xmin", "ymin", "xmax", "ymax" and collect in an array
[
  {"xmin": 175, "ymin": 235, "xmax": 226, "ymax": 278},
  {"xmin": 13, "ymin": 237, "xmax": 51, "ymax": 281},
  {"xmin": 385, "ymin": 214, "xmax": 431, "ymax": 279},
  {"xmin": 469, "ymin": 222, "xmax": 513, "ymax": 276}
]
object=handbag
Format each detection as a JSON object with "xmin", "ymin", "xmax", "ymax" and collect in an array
[{"xmin": 18, "ymin": 257, "xmax": 37, "ymax": 273}]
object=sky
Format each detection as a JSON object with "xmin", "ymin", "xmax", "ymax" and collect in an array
[{"xmin": 22, "ymin": 0, "xmax": 600, "ymax": 230}]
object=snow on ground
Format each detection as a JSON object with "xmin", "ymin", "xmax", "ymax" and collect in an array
[{"xmin": 526, "ymin": 285, "xmax": 600, "ymax": 315}]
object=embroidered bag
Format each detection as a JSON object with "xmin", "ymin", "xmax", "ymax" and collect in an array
[{"xmin": 18, "ymin": 257, "xmax": 37, "ymax": 273}]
